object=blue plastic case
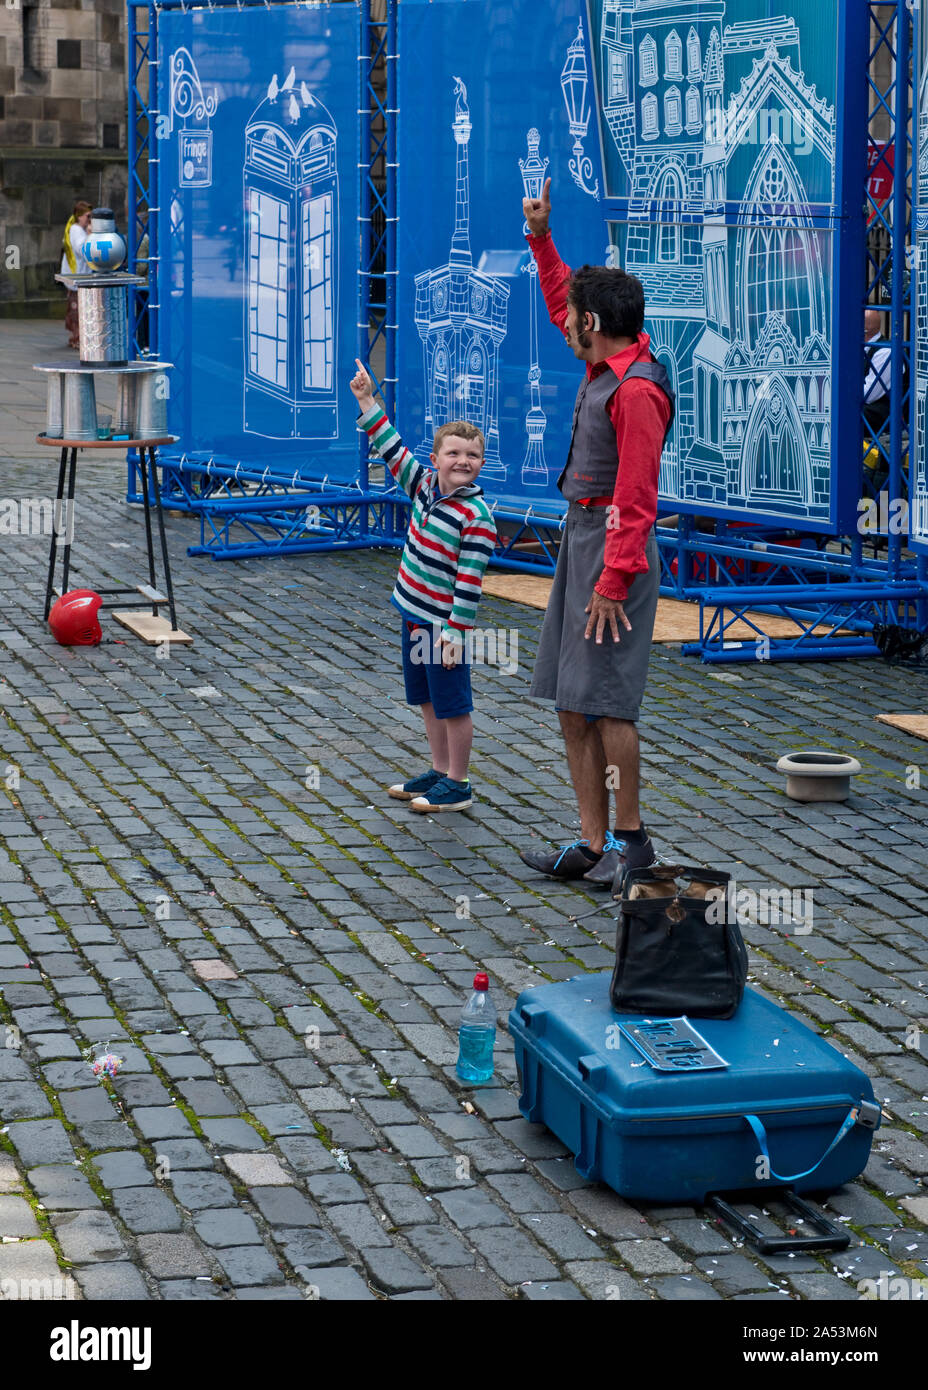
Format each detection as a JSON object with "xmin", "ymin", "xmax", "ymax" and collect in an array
[{"xmin": 508, "ymin": 973, "xmax": 880, "ymax": 1203}]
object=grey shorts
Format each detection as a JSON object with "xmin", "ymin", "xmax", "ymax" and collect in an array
[{"xmin": 529, "ymin": 503, "xmax": 659, "ymax": 721}]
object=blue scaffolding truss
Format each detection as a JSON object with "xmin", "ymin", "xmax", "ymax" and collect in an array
[{"xmin": 126, "ymin": 0, "xmax": 928, "ymax": 660}]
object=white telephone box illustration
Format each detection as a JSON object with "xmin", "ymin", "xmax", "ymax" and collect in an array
[{"xmin": 243, "ymin": 68, "xmax": 339, "ymax": 439}]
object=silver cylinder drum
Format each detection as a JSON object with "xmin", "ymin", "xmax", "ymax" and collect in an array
[
  {"xmin": 78, "ymin": 283, "xmax": 129, "ymax": 365},
  {"xmin": 135, "ymin": 370, "xmax": 168, "ymax": 439},
  {"xmin": 46, "ymin": 372, "xmax": 64, "ymax": 439},
  {"xmin": 113, "ymin": 372, "xmax": 138, "ymax": 437},
  {"xmin": 62, "ymin": 373, "xmax": 98, "ymax": 441}
]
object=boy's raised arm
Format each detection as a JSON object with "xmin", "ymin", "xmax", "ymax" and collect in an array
[{"xmin": 350, "ymin": 358, "xmax": 426, "ymax": 501}]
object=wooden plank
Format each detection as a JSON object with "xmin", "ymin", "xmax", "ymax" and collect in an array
[
  {"xmin": 876, "ymin": 713, "xmax": 928, "ymax": 743},
  {"xmin": 112, "ymin": 611, "xmax": 193, "ymax": 645},
  {"xmin": 482, "ymin": 575, "xmax": 848, "ymax": 642},
  {"xmin": 482, "ymin": 573, "xmax": 552, "ymax": 609}
]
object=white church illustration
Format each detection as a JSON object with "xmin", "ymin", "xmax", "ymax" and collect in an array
[
  {"xmin": 599, "ymin": 1, "xmax": 837, "ymax": 519},
  {"xmin": 913, "ymin": 25, "xmax": 928, "ymax": 547},
  {"xmin": 413, "ymin": 78, "xmax": 510, "ymax": 479}
]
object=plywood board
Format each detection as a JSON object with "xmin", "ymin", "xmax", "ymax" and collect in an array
[
  {"xmin": 112, "ymin": 611, "xmax": 193, "ymax": 645},
  {"xmin": 876, "ymin": 713, "xmax": 928, "ymax": 742},
  {"xmin": 482, "ymin": 575, "xmax": 846, "ymax": 643},
  {"xmin": 482, "ymin": 573, "xmax": 553, "ymax": 609}
]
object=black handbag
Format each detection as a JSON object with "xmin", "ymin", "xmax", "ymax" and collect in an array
[{"xmin": 610, "ymin": 865, "xmax": 748, "ymax": 1021}]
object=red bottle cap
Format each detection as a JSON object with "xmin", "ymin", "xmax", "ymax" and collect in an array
[{"xmin": 473, "ymin": 972, "xmax": 489, "ymax": 991}]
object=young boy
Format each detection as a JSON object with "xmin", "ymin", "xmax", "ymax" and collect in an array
[{"xmin": 349, "ymin": 360, "xmax": 497, "ymax": 811}]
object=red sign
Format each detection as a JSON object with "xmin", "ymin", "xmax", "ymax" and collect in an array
[{"xmin": 867, "ymin": 141, "xmax": 895, "ymax": 222}]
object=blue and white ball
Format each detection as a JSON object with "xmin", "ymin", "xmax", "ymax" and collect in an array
[{"xmin": 84, "ymin": 208, "xmax": 126, "ymax": 272}]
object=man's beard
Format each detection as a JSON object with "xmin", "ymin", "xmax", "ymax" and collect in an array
[{"xmin": 567, "ymin": 327, "xmax": 593, "ymax": 356}]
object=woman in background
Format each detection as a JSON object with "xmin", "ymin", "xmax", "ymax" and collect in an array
[{"xmin": 61, "ymin": 200, "xmax": 92, "ymax": 348}]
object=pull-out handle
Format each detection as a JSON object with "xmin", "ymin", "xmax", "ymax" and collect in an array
[{"xmin": 709, "ymin": 1190, "xmax": 851, "ymax": 1255}]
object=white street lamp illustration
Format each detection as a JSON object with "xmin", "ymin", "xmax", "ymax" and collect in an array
[
  {"xmin": 413, "ymin": 76, "xmax": 510, "ymax": 478},
  {"xmin": 243, "ymin": 67, "xmax": 339, "ymax": 439},
  {"xmin": 560, "ymin": 20, "xmax": 600, "ymax": 201},
  {"xmin": 169, "ymin": 46, "xmax": 218, "ymax": 188},
  {"xmin": 519, "ymin": 128, "xmax": 550, "ymax": 487}
]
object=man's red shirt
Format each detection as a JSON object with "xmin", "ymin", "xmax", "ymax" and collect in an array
[{"xmin": 527, "ymin": 231, "xmax": 671, "ymax": 602}]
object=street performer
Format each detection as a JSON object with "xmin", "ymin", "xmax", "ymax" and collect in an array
[{"xmin": 519, "ymin": 178, "xmax": 674, "ymax": 894}]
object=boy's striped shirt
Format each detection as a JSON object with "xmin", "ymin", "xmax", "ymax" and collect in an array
[{"xmin": 359, "ymin": 403, "xmax": 497, "ymax": 636}]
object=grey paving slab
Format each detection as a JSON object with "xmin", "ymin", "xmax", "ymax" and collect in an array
[
  {"xmin": 168, "ymin": 1171, "xmax": 238, "ymax": 1210},
  {"xmin": 27, "ymin": 1166, "xmax": 102, "ymax": 1211},
  {"xmin": 7, "ymin": 1119, "xmax": 75, "ymax": 1167},
  {"xmin": 214, "ymin": 1243, "xmax": 284, "ymax": 1286},
  {"xmin": 194, "ymin": 1208, "xmax": 264, "ymax": 1247},
  {"xmin": 249, "ymin": 1186, "xmax": 322, "ymax": 1228},
  {"xmin": 362, "ymin": 1246, "xmax": 435, "ymax": 1294},
  {"xmin": 405, "ymin": 1223, "xmax": 475, "ymax": 1268},
  {"xmin": 469, "ymin": 1226, "xmax": 559, "ymax": 1285},
  {"xmin": 111, "ymin": 1187, "xmax": 184, "ymax": 1235},
  {"xmin": 278, "ymin": 1227, "xmax": 348, "ymax": 1268},
  {"xmin": 50, "ymin": 1210, "xmax": 128, "ymax": 1264},
  {"xmin": 0, "ymin": 1194, "xmax": 41, "ymax": 1237},
  {"xmin": 74, "ymin": 1263, "xmax": 153, "ymax": 1301},
  {"xmin": 297, "ymin": 1265, "xmax": 376, "ymax": 1300},
  {"xmin": 0, "ymin": 1238, "xmax": 70, "ymax": 1293},
  {"xmin": 137, "ymin": 1233, "xmax": 213, "ymax": 1279}
]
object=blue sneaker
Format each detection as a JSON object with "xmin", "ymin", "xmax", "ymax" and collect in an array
[
  {"xmin": 409, "ymin": 776, "xmax": 473, "ymax": 812},
  {"xmin": 388, "ymin": 768, "xmax": 447, "ymax": 801}
]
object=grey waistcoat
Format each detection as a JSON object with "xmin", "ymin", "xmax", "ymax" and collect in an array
[{"xmin": 558, "ymin": 360, "xmax": 675, "ymax": 501}]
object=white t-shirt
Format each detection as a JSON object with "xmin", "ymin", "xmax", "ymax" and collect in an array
[
  {"xmin": 60, "ymin": 223, "xmax": 89, "ymax": 276},
  {"xmin": 863, "ymin": 332, "xmax": 891, "ymax": 403}
]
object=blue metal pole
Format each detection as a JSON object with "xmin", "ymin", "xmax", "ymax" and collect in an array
[
  {"xmin": 148, "ymin": 1, "xmax": 159, "ymax": 361},
  {"xmin": 358, "ymin": 0, "xmax": 371, "ymax": 523},
  {"xmin": 888, "ymin": 0, "xmax": 910, "ymax": 582},
  {"xmin": 127, "ymin": 2, "xmax": 138, "ymax": 354},
  {"xmin": 386, "ymin": 0, "xmax": 397, "ymax": 432}
]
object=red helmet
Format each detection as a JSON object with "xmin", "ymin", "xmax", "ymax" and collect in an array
[{"xmin": 48, "ymin": 589, "xmax": 103, "ymax": 646}]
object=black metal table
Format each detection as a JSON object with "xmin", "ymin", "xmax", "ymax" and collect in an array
[{"xmin": 37, "ymin": 432, "xmax": 181, "ymax": 633}]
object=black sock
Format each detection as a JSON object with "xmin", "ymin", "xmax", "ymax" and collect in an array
[
  {"xmin": 616, "ymin": 826, "xmax": 648, "ymax": 844},
  {"xmin": 579, "ymin": 845, "xmax": 601, "ymax": 862}
]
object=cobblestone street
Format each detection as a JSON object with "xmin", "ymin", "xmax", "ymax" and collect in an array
[{"xmin": 1, "ymin": 324, "xmax": 927, "ymax": 1303}]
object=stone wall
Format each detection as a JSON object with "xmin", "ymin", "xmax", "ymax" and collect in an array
[{"xmin": 0, "ymin": 0, "xmax": 129, "ymax": 317}]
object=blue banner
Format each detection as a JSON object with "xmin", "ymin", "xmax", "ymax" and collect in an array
[
  {"xmin": 156, "ymin": 2, "xmax": 360, "ymax": 479},
  {"xmin": 913, "ymin": 0, "xmax": 928, "ymax": 555},
  {"xmin": 396, "ymin": 0, "xmax": 606, "ymax": 510},
  {"xmin": 397, "ymin": 0, "xmax": 868, "ymax": 530}
]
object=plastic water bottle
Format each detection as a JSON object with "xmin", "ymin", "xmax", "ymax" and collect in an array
[{"xmin": 456, "ymin": 972, "xmax": 496, "ymax": 1083}]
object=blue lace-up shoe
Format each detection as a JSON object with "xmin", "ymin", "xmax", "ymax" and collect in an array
[
  {"xmin": 519, "ymin": 838, "xmax": 600, "ymax": 881},
  {"xmin": 388, "ymin": 769, "xmax": 447, "ymax": 801},
  {"xmin": 582, "ymin": 829, "xmax": 655, "ymax": 891},
  {"xmin": 409, "ymin": 776, "xmax": 473, "ymax": 812}
]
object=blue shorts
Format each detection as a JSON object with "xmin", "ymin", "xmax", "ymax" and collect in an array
[
  {"xmin": 556, "ymin": 706, "xmax": 601, "ymax": 723},
  {"xmin": 401, "ymin": 622, "xmax": 473, "ymax": 719}
]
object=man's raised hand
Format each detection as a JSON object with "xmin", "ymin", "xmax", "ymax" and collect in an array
[{"xmin": 523, "ymin": 175, "xmax": 552, "ymax": 237}]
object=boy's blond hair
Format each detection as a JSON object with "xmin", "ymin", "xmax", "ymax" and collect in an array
[{"xmin": 433, "ymin": 420, "xmax": 485, "ymax": 455}]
